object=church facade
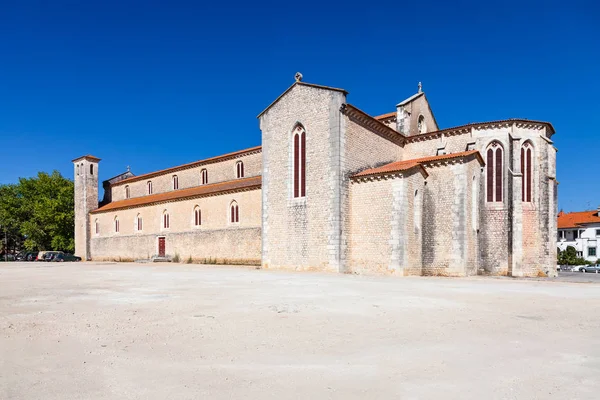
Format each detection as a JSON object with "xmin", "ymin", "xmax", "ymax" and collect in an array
[{"xmin": 73, "ymin": 77, "xmax": 558, "ymax": 277}]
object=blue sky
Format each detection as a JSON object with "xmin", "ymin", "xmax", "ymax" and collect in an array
[{"xmin": 0, "ymin": 0, "xmax": 598, "ymax": 211}]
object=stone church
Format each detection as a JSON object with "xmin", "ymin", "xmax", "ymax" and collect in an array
[{"xmin": 73, "ymin": 75, "xmax": 558, "ymax": 277}]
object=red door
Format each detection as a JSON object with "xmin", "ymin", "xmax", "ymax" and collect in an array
[{"xmin": 158, "ymin": 237, "xmax": 166, "ymax": 257}]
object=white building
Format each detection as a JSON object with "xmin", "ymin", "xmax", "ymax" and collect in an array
[{"xmin": 557, "ymin": 209, "xmax": 600, "ymax": 262}]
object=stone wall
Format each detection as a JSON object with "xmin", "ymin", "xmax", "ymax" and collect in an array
[
  {"xmin": 110, "ymin": 150, "xmax": 261, "ymax": 201},
  {"xmin": 347, "ymin": 169, "xmax": 425, "ymax": 275},
  {"xmin": 341, "ymin": 117, "xmax": 403, "ymax": 271},
  {"xmin": 422, "ymin": 157, "xmax": 482, "ymax": 276},
  {"xmin": 260, "ymin": 84, "xmax": 346, "ymax": 271},
  {"xmin": 89, "ymin": 187, "xmax": 261, "ymax": 263},
  {"xmin": 91, "ymin": 228, "xmax": 261, "ymax": 264}
]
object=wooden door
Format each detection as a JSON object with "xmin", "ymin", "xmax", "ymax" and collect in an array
[{"xmin": 158, "ymin": 237, "xmax": 166, "ymax": 257}]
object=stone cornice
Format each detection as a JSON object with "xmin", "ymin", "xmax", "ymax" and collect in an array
[
  {"xmin": 405, "ymin": 119, "xmax": 555, "ymax": 144},
  {"xmin": 341, "ymin": 103, "xmax": 406, "ymax": 146}
]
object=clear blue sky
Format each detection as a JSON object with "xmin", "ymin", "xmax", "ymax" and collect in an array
[{"xmin": 0, "ymin": 1, "xmax": 598, "ymax": 211}]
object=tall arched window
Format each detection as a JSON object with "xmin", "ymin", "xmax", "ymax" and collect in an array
[
  {"xmin": 163, "ymin": 211, "xmax": 170, "ymax": 229},
  {"xmin": 521, "ymin": 142, "xmax": 533, "ymax": 202},
  {"xmin": 486, "ymin": 142, "xmax": 503, "ymax": 203},
  {"xmin": 293, "ymin": 125, "xmax": 306, "ymax": 198},
  {"xmin": 136, "ymin": 214, "xmax": 143, "ymax": 231},
  {"xmin": 201, "ymin": 169, "xmax": 208, "ymax": 185},
  {"xmin": 125, "ymin": 185, "xmax": 130, "ymax": 199},
  {"xmin": 172, "ymin": 175, "xmax": 179, "ymax": 190},
  {"xmin": 95, "ymin": 219, "xmax": 99, "ymax": 235},
  {"xmin": 76, "ymin": 165, "xmax": 79, "ymax": 176},
  {"xmin": 236, "ymin": 161, "xmax": 244, "ymax": 178},
  {"xmin": 114, "ymin": 216, "xmax": 120, "ymax": 233},
  {"xmin": 90, "ymin": 164, "xmax": 94, "ymax": 175},
  {"xmin": 230, "ymin": 201, "xmax": 239, "ymax": 223},
  {"xmin": 147, "ymin": 181, "xmax": 153, "ymax": 195},
  {"xmin": 194, "ymin": 206, "xmax": 202, "ymax": 226},
  {"xmin": 417, "ymin": 115, "xmax": 427, "ymax": 134}
]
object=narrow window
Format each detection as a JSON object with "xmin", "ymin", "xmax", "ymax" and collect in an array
[
  {"xmin": 495, "ymin": 147, "xmax": 502, "ymax": 201},
  {"xmin": 76, "ymin": 165, "xmax": 79, "ymax": 176},
  {"xmin": 414, "ymin": 190, "xmax": 421, "ymax": 233},
  {"xmin": 172, "ymin": 175, "xmax": 179, "ymax": 190},
  {"xmin": 417, "ymin": 115, "xmax": 426, "ymax": 134},
  {"xmin": 294, "ymin": 133, "xmax": 299, "ymax": 197},
  {"xmin": 201, "ymin": 169, "xmax": 208, "ymax": 185},
  {"xmin": 236, "ymin": 161, "xmax": 244, "ymax": 178},
  {"xmin": 521, "ymin": 142, "xmax": 533, "ymax": 202},
  {"xmin": 147, "ymin": 181, "xmax": 153, "ymax": 195},
  {"xmin": 486, "ymin": 149, "xmax": 493, "ymax": 202},
  {"xmin": 95, "ymin": 219, "xmax": 99, "ymax": 235},
  {"xmin": 194, "ymin": 206, "xmax": 201, "ymax": 226},
  {"xmin": 230, "ymin": 201, "xmax": 239, "ymax": 223},
  {"xmin": 125, "ymin": 185, "xmax": 130, "ymax": 199},
  {"xmin": 163, "ymin": 211, "xmax": 170, "ymax": 229},
  {"xmin": 136, "ymin": 214, "xmax": 143, "ymax": 231},
  {"xmin": 486, "ymin": 142, "xmax": 503, "ymax": 203},
  {"xmin": 90, "ymin": 164, "xmax": 94, "ymax": 175},
  {"xmin": 596, "ymin": 229, "xmax": 600, "ymax": 237},
  {"xmin": 114, "ymin": 217, "xmax": 120, "ymax": 233},
  {"xmin": 292, "ymin": 125, "xmax": 306, "ymax": 198}
]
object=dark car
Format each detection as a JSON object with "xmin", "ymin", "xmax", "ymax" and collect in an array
[
  {"xmin": 53, "ymin": 253, "xmax": 81, "ymax": 262},
  {"xmin": 25, "ymin": 252, "xmax": 37, "ymax": 261},
  {"xmin": 44, "ymin": 251, "xmax": 62, "ymax": 262}
]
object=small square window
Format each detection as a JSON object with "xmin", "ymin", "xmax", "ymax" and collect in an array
[
  {"xmin": 589, "ymin": 247, "xmax": 597, "ymax": 257},
  {"xmin": 596, "ymin": 229, "xmax": 600, "ymax": 236}
]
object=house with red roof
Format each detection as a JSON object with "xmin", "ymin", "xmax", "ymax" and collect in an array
[{"xmin": 557, "ymin": 209, "xmax": 600, "ymax": 261}]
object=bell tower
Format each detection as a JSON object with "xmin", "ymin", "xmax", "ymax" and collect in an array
[{"xmin": 72, "ymin": 155, "xmax": 101, "ymax": 260}]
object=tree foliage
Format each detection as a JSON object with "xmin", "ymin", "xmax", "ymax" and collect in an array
[
  {"xmin": 0, "ymin": 171, "xmax": 74, "ymax": 253},
  {"xmin": 557, "ymin": 246, "xmax": 590, "ymax": 266}
]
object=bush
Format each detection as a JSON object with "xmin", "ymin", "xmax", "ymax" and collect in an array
[
  {"xmin": 186, "ymin": 255, "xmax": 193, "ymax": 264},
  {"xmin": 172, "ymin": 253, "xmax": 180, "ymax": 263}
]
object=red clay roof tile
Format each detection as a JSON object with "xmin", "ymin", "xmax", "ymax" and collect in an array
[
  {"xmin": 557, "ymin": 210, "xmax": 600, "ymax": 229},
  {"xmin": 352, "ymin": 150, "xmax": 483, "ymax": 179}
]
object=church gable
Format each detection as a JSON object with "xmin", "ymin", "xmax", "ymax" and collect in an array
[{"xmin": 397, "ymin": 90, "xmax": 439, "ymax": 136}]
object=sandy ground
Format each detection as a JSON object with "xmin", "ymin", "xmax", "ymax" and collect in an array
[{"xmin": 1, "ymin": 262, "xmax": 599, "ymax": 400}]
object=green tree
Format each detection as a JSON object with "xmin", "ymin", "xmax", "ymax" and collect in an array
[{"xmin": 0, "ymin": 171, "xmax": 74, "ymax": 253}]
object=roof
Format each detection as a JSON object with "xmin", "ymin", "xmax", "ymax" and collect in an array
[
  {"xmin": 91, "ymin": 176, "xmax": 262, "ymax": 214},
  {"xmin": 72, "ymin": 155, "xmax": 101, "ymax": 163},
  {"xmin": 257, "ymin": 81, "xmax": 348, "ymax": 118},
  {"xmin": 558, "ymin": 210, "xmax": 600, "ymax": 229},
  {"xmin": 352, "ymin": 150, "xmax": 483, "ymax": 179},
  {"xmin": 352, "ymin": 160, "xmax": 426, "ymax": 179},
  {"xmin": 112, "ymin": 146, "xmax": 261, "ymax": 187},
  {"xmin": 341, "ymin": 103, "xmax": 406, "ymax": 146},
  {"xmin": 396, "ymin": 91, "xmax": 424, "ymax": 107},
  {"xmin": 374, "ymin": 111, "xmax": 396, "ymax": 120},
  {"xmin": 407, "ymin": 119, "xmax": 555, "ymax": 141}
]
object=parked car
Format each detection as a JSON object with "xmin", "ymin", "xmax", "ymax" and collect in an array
[
  {"xmin": 579, "ymin": 265, "xmax": 600, "ymax": 273},
  {"xmin": 36, "ymin": 251, "xmax": 49, "ymax": 261},
  {"xmin": 25, "ymin": 252, "xmax": 37, "ymax": 261},
  {"xmin": 53, "ymin": 253, "xmax": 81, "ymax": 262},
  {"xmin": 44, "ymin": 251, "xmax": 65, "ymax": 262}
]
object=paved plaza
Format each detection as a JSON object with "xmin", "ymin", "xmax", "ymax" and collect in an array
[{"xmin": 1, "ymin": 262, "xmax": 599, "ymax": 399}]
